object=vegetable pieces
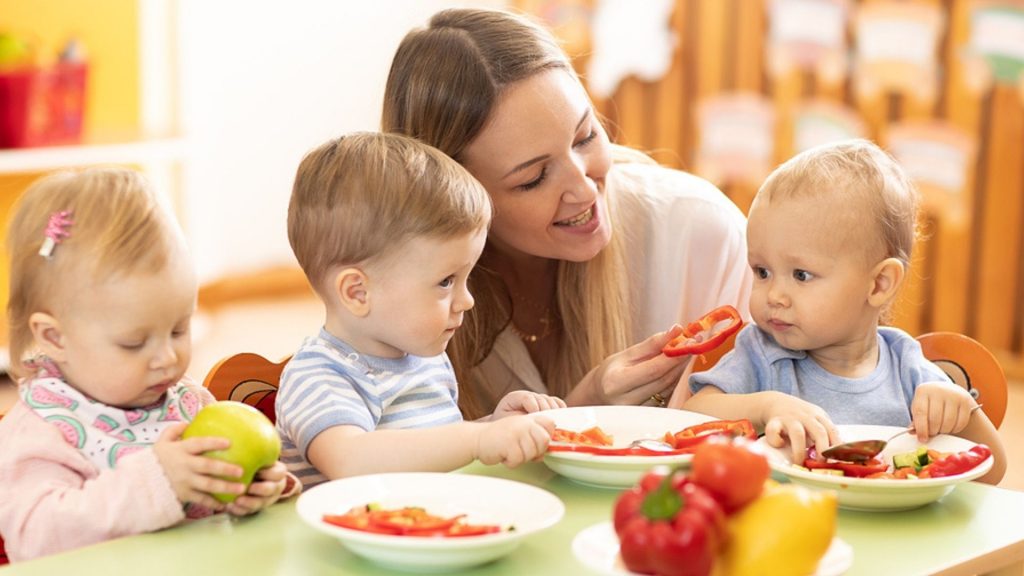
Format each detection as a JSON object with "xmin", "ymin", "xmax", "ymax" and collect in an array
[
  {"xmin": 323, "ymin": 505, "xmax": 506, "ymax": 537},
  {"xmin": 662, "ymin": 305, "xmax": 743, "ymax": 357},
  {"xmin": 548, "ymin": 419, "xmax": 756, "ymax": 456},
  {"xmin": 799, "ymin": 443, "xmax": 993, "ymax": 479}
]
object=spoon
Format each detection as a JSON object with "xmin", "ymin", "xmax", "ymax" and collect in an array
[
  {"xmin": 821, "ymin": 405, "xmax": 984, "ymax": 463},
  {"xmin": 820, "ymin": 428, "xmax": 914, "ymax": 463},
  {"xmin": 627, "ymin": 439, "xmax": 675, "ymax": 452}
]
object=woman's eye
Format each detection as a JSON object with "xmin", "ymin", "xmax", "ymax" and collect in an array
[
  {"xmin": 517, "ymin": 167, "xmax": 547, "ymax": 191},
  {"xmin": 793, "ymin": 270, "xmax": 813, "ymax": 282},
  {"xmin": 574, "ymin": 129, "xmax": 597, "ymax": 148}
]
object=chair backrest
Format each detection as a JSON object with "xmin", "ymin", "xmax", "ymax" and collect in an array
[
  {"xmin": 203, "ymin": 353, "xmax": 291, "ymax": 424},
  {"xmin": 917, "ymin": 332, "xmax": 1007, "ymax": 429}
]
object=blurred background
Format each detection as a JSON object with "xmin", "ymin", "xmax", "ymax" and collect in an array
[{"xmin": 0, "ymin": 0, "xmax": 1022, "ymax": 424}]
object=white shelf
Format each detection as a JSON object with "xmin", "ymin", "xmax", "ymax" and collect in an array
[{"xmin": 0, "ymin": 137, "xmax": 187, "ymax": 174}]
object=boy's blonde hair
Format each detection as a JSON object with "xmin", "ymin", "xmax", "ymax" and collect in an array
[
  {"xmin": 757, "ymin": 139, "xmax": 919, "ymax": 268},
  {"xmin": 6, "ymin": 168, "xmax": 181, "ymax": 378},
  {"xmin": 287, "ymin": 131, "xmax": 491, "ymax": 294}
]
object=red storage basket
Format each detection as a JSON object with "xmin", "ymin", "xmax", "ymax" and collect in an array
[{"xmin": 0, "ymin": 61, "xmax": 87, "ymax": 148}]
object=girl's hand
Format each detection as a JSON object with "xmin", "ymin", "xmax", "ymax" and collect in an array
[
  {"xmin": 492, "ymin": 390, "xmax": 566, "ymax": 419},
  {"xmin": 475, "ymin": 415, "xmax": 554, "ymax": 468},
  {"xmin": 910, "ymin": 381, "xmax": 977, "ymax": 441},
  {"xmin": 225, "ymin": 461, "xmax": 288, "ymax": 516},
  {"xmin": 570, "ymin": 325, "xmax": 690, "ymax": 407},
  {"xmin": 761, "ymin": 393, "xmax": 841, "ymax": 462},
  {"xmin": 152, "ymin": 422, "xmax": 247, "ymax": 510}
]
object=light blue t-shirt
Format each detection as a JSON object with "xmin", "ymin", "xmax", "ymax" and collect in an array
[
  {"xmin": 275, "ymin": 329, "xmax": 463, "ymax": 488},
  {"xmin": 689, "ymin": 325, "xmax": 951, "ymax": 426}
]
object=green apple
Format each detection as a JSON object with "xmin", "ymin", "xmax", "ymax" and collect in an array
[
  {"xmin": 182, "ymin": 401, "xmax": 282, "ymax": 503},
  {"xmin": 0, "ymin": 33, "xmax": 32, "ymax": 68}
]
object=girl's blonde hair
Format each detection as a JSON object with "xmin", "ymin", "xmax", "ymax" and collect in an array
[
  {"xmin": 382, "ymin": 8, "xmax": 631, "ymax": 418},
  {"xmin": 6, "ymin": 168, "xmax": 179, "ymax": 378},
  {"xmin": 757, "ymin": 138, "xmax": 919, "ymax": 269},
  {"xmin": 288, "ymin": 131, "xmax": 492, "ymax": 295}
]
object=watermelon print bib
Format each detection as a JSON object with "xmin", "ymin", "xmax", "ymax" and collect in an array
[{"xmin": 21, "ymin": 376, "xmax": 202, "ymax": 470}]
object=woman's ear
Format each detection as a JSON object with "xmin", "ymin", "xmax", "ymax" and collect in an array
[
  {"xmin": 29, "ymin": 312, "xmax": 66, "ymax": 361},
  {"xmin": 868, "ymin": 257, "xmax": 905, "ymax": 308},
  {"xmin": 333, "ymin": 267, "xmax": 371, "ymax": 317}
]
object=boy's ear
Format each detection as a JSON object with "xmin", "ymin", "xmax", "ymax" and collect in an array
[
  {"xmin": 29, "ymin": 312, "xmax": 67, "ymax": 361},
  {"xmin": 333, "ymin": 267, "xmax": 371, "ymax": 317},
  {"xmin": 867, "ymin": 257, "xmax": 905, "ymax": 307}
]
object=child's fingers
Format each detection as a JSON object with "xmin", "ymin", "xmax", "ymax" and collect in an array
[
  {"xmin": 157, "ymin": 422, "xmax": 189, "ymax": 442},
  {"xmin": 179, "ymin": 435, "xmax": 232, "ymax": 455},
  {"xmin": 254, "ymin": 462, "xmax": 287, "ymax": 482},
  {"xmin": 190, "ymin": 455, "xmax": 244, "ymax": 480}
]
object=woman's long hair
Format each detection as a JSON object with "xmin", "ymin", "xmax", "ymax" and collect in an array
[{"xmin": 382, "ymin": 8, "xmax": 632, "ymax": 418}]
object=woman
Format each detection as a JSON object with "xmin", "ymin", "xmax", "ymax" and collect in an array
[{"xmin": 382, "ymin": 8, "xmax": 751, "ymax": 419}]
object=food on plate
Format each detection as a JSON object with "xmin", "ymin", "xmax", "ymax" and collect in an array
[
  {"xmin": 323, "ymin": 504, "xmax": 507, "ymax": 537},
  {"xmin": 662, "ymin": 305, "xmax": 743, "ymax": 357},
  {"xmin": 549, "ymin": 419, "xmax": 756, "ymax": 456},
  {"xmin": 612, "ymin": 440, "xmax": 832, "ymax": 576},
  {"xmin": 181, "ymin": 401, "xmax": 282, "ymax": 503},
  {"xmin": 716, "ymin": 482, "xmax": 837, "ymax": 576},
  {"xmin": 798, "ymin": 444, "xmax": 993, "ymax": 479},
  {"xmin": 552, "ymin": 426, "xmax": 613, "ymax": 446}
]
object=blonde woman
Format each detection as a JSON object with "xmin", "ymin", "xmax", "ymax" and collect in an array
[{"xmin": 382, "ymin": 8, "xmax": 752, "ymax": 418}]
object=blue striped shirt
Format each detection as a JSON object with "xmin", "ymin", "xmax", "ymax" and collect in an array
[{"xmin": 275, "ymin": 329, "xmax": 463, "ymax": 488}]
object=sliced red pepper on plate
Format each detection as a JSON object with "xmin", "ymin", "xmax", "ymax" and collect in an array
[
  {"xmin": 552, "ymin": 426, "xmax": 613, "ymax": 446},
  {"xmin": 323, "ymin": 505, "xmax": 504, "ymax": 537},
  {"xmin": 663, "ymin": 305, "xmax": 744, "ymax": 357},
  {"xmin": 920, "ymin": 444, "xmax": 992, "ymax": 478},
  {"xmin": 547, "ymin": 420, "xmax": 756, "ymax": 456},
  {"xmin": 802, "ymin": 457, "xmax": 889, "ymax": 478},
  {"xmin": 665, "ymin": 419, "xmax": 756, "ymax": 449}
]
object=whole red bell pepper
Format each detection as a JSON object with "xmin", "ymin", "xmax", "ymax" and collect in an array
[
  {"xmin": 920, "ymin": 444, "xmax": 992, "ymax": 478},
  {"xmin": 663, "ymin": 305, "xmax": 743, "ymax": 357},
  {"xmin": 613, "ymin": 468, "xmax": 726, "ymax": 576}
]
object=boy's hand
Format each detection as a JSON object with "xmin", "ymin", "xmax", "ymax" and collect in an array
[
  {"xmin": 910, "ymin": 381, "xmax": 977, "ymax": 441},
  {"xmin": 225, "ymin": 461, "xmax": 289, "ymax": 516},
  {"xmin": 492, "ymin": 390, "xmax": 566, "ymax": 419},
  {"xmin": 475, "ymin": 415, "xmax": 555, "ymax": 467},
  {"xmin": 152, "ymin": 422, "xmax": 246, "ymax": 510},
  {"xmin": 761, "ymin": 393, "xmax": 840, "ymax": 462}
]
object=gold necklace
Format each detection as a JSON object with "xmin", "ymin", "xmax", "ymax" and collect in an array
[{"xmin": 510, "ymin": 315, "xmax": 555, "ymax": 343}]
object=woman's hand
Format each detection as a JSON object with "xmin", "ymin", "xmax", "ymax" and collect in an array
[
  {"xmin": 491, "ymin": 390, "xmax": 566, "ymax": 419},
  {"xmin": 225, "ymin": 461, "xmax": 289, "ymax": 516},
  {"xmin": 152, "ymin": 422, "xmax": 245, "ymax": 511},
  {"xmin": 568, "ymin": 325, "xmax": 690, "ymax": 407},
  {"xmin": 910, "ymin": 381, "xmax": 977, "ymax": 441}
]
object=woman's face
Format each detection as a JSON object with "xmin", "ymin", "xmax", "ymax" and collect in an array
[{"xmin": 461, "ymin": 69, "xmax": 613, "ymax": 263}]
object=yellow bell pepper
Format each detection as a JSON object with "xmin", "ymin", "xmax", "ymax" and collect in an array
[{"xmin": 714, "ymin": 482, "xmax": 837, "ymax": 576}]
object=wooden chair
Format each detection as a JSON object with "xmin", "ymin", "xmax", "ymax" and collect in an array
[
  {"xmin": 917, "ymin": 332, "xmax": 1008, "ymax": 429},
  {"xmin": 203, "ymin": 353, "xmax": 290, "ymax": 424}
]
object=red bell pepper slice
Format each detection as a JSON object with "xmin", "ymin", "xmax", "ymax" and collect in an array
[
  {"xmin": 802, "ymin": 457, "xmax": 889, "ymax": 478},
  {"xmin": 663, "ymin": 305, "xmax": 744, "ymax": 357},
  {"xmin": 323, "ymin": 505, "xmax": 504, "ymax": 537},
  {"xmin": 920, "ymin": 444, "xmax": 992, "ymax": 478}
]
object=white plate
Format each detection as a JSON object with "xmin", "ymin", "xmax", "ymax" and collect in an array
[
  {"xmin": 296, "ymin": 473, "xmax": 564, "ymax": 572},
  {"xmin": 572, "ymin": 521, "xmax": 853, "ymax": 576},
  {"xmin": 541, "ymin": 406, "xmax": 718, "ymax": 489},
  {"xmin": 759, "ymin": 424, "xmax": 994, "ymax": 512}
]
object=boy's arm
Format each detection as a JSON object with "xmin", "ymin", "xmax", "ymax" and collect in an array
[{"xmin": 306, "ymin": 416, "xmax": 554, "ymax": 479}]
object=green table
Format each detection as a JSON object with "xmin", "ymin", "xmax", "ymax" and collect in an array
[{"xmin": 3, "ymin": 462, "xmax": 1024, "ymax": 575}]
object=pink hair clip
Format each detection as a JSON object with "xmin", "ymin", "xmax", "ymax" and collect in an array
[{"xmin": 38, "ymin": 210, "xmax": 74, "ymax": 259}]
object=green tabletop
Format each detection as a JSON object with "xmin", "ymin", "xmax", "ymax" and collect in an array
[{"xmin": 3, "ymin": 462, "xmax": 1024, "ymax": 575}]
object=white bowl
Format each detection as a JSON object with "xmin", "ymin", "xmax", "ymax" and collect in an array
[
  {"xmin": 759, "ymin": 424, "xmax": 994, "ymax": 511},
  {"xmin": 296, "ymin": 473, "xmax": 564, "ymax": 572},
  {"xmin": 541, "ymin": 405, "xmax": 719, "ymax": 489}
]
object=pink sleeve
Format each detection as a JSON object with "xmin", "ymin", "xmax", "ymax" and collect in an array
[{"xmin": 0, "ymin": 402, "xmax": 184, "ymax": 562}]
